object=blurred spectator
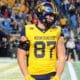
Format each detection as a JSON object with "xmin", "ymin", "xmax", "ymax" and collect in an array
[
  {"xmin": 54, "ymin": 0, "xmax": 62, "ymax": 8},
  {"xmin": 77, "ymin": 11, "xmax": 80, "ymax": 30},
  {"xmin": 75, "ymin": 40, "xmax": 80, "ymax": 60},
  {"xmin": 75, "ymin": 0, "xmax": 80, "ymax": 9},
  {"xmin": 70, "ymin": 13, "xmax": 78, "ymax": 34},
  {"xmin": 27, "ymin": 0, "xmax": 34, "ymax": 12},
  {"xmin": 62, "ymin": 26, "xmax": 70, "ymax": 40},
  {"xmin": 18, "ymin": 19, "xmax": 25, "ymax": 32},
  {"xmin": 69, "ymin": 26, "xmax": 75, "ymax": 40},
  {"xmin": 77, "ymin": 33, "xmax": 80, "ymax": 40},
  {"xmin": 0, "ymin": 5, "xmax": 7, "ymax": 14},
  {"xmin": 8, "ymin": 0, "xmax": 15, "ymax": 8},
  {"xmin": 20, "ymin": 0, "xmax": 25, "ymax": 4},
  {"xmin": 0, "ymin": 22, "xmax": 10, "ymax": 37},
  {"xmin": 0, "ymin": 37, "xmax": 9, "ymax": 57},
  {"xmin": 3, "ymin": 9, "xmax": 9, "ymax": 18},
  {"xmin": 10, "ymin": 18, "xmax": 17, "ymax": 33},
  {"xmin": 59, "ymin": 15, "xmax": 68, "ymax": 26},
  {"xmin": 66, "ymin": 38, "xmax": 76, "ymax": 61},
  {"xmin": 26, "ymin": 13, "xmax": 32, "ymax": 24},
  {"xmin": 20, "ymin": 4, "xmax": 28, "ymax": 13},
  {"xmin": 61, "ymin": 0, "xmax": 70, "ymax": 15},
  {"xmin": 32, "ymin": 13, "xmax": 38, "ymax": 24},
  {"xmin": 69, "ymin": 1, "xmax": 75, "ymax": 15},
  {"xmin": 59, "ymin": 15, "xmax": 70, "ymax": 39},
  {"xmin": 4, "ymin": 18, "xmax": 12, "ymax": 31}
]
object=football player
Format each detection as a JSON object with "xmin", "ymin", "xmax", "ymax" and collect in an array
[{"xmin": 17, "ymin": 2, "xmax": 65, "ymax": 80}]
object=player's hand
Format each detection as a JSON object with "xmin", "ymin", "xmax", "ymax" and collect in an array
[
  {"xmin": 50, "ymin": 76, "xmax": 60, "ymax": 80},
  {"xmin": 25, "ymin": 75, "xmax": 35, "ymax": 80}
]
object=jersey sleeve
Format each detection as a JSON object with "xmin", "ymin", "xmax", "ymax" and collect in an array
[
  {"xmin": 60, "ymin": 29, "xmax": 64, "ymax": 37},
  {"xmin": 20, "ymin": 27, "xmax": 25, "ymax": 36},
  {"xmin": 57, "ymin": 26, "xmax": 64, "ymax": 37}
]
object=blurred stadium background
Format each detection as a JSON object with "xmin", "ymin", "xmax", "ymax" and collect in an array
[{"xmin": 0, "ymin": 0, "xmax": 80, "ymax": 80}]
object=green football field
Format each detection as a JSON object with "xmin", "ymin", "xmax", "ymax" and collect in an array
[
  {"xmin": 0, "ymin": 58, "xmax": 80, "ymax": 80},
  {"xmin": 72, "ymin": 62, "xmax": 80, "ymax": 80}
]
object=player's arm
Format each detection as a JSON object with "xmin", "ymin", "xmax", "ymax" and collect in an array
[
  {"xmin": 17, "ymin": 27, "xmax": 30, "ymax": 77},
  {"xmin": 17, "ymin": 27, "xmax": 35, "ymax": 80},
  {"xmin": 56, "ymin": 36, "xmax": 66, "ymax": 79},
  {"xmin": 17, "ymin": 35, "xmax": 29, "ymax": 77}
]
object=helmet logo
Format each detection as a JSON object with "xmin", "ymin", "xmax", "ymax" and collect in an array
[
  {"xmin": 38, "ymin": 6, "xmax": 45, "ymax": 12},
  {"xmin": 45, "ymin": 7, "xmax": 53, "ymax": 13}
]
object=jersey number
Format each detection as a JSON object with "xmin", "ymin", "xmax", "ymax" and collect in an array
[{"xmin": 34, "ymin": 41, "xmax": 56, "ymax": 58}]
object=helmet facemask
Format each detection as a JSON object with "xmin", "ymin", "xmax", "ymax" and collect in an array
[{"xmin": 43, "ymin": 13, "xmax": 56, "ymax": 28}]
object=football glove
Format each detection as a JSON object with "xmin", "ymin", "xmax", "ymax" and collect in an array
[
  {"xmin": 25, "ymin": 75, "xmax": 35, "ymax": 80},
  {"xmin": 50, "ymin": 76, "xmax": 60, "ymax": 80}
]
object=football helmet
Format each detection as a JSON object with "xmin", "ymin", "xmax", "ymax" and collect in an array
[{"xmin": 35, "ymin": 2, "xmax": 58, "ymax": 27}]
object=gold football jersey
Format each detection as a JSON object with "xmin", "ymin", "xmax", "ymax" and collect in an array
[{"xmin": 25, "ymin": 24, "xmax": 61, "ymax": 75}]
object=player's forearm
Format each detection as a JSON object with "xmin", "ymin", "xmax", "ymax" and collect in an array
[
  {"xmin": 56, "ymin": 60, "xmax": 65, "ymax": 78},
  {"xmin": 18, "ymin": 56, "xmax": 29, "ymax": 77},
  {"xmin": 17, "ymin": 48, "xmax": 29, "ymax": 77},
  {"xmin": 56, "ymin": 37, "xmax": 65, "ymax": 78}
]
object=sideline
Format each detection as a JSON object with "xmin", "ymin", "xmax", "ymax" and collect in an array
[{"xmin": 68, "ymin": 62, "xmax": 78, "ymax": 80}]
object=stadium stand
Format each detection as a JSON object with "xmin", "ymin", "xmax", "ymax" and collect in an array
[{"xmin": 0, "ymin": 0, "xmax": 80, "ymax": 59}]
